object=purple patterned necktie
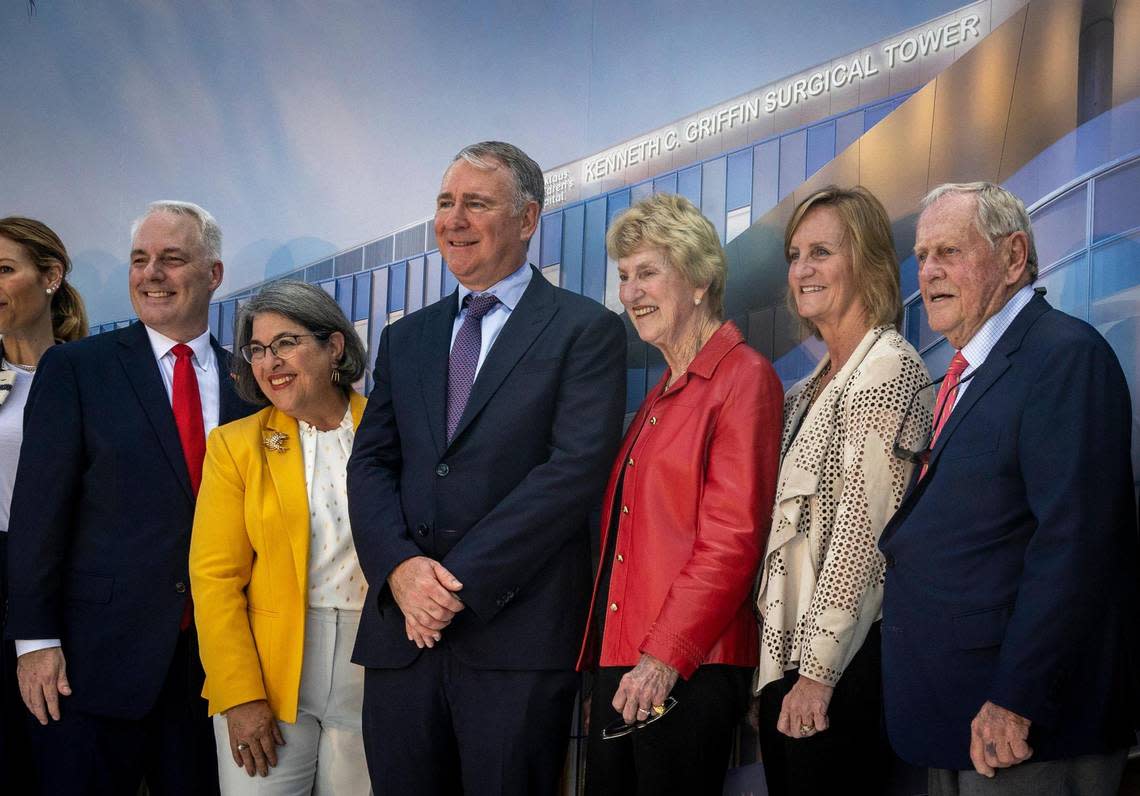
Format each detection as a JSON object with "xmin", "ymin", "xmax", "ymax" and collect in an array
[{"xmin": 446, "ymin": 293, "xmax": 500, "ymax": 442}]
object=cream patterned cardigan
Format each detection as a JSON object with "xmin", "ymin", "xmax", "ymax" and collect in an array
[{"xmin": 755, "ymin": 326, "xmax": 930, "ymax": 693}]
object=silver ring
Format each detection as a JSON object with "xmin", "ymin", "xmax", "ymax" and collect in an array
[
  {"xmin": 637, "ymin": 707, "xmax": 650, "ymax": 716},
  {"xmin": 236, "ymin": 742, "xmax": 250, "ymax": 751}
]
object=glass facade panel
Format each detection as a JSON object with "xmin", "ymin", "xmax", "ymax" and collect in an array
[
  {"xmin": 920, "ymin": 336, "xmax": 954, "ymax": 376},
  {"xmin": 583, "ymin": 197, "xmax": 608, "ymax": 302},
  {"xmin": 653, "ymin": 173, "xmax": 678, "ymax": 195},
  {"xmin": 835, "ymin": 111, "xmax": 864, "ymax": 154},
  {"xmin": 752, "ymin": 140, "xmax": 779, "ymax": 223},
  {"xmin": 424, "ymin": 251, "xmax": 443, "ymax": 305},
  {"xmin": 334, "ymin": 247, "xmax": 363, "ymax": 276},
  {"xmin": 726, "ymin": 206, "xmax": 751, "ymax": 243},
  {"xmin": 308, "ymin": 259, "xmax": 333, "ymax": 282},
  {"xmin": 1033, "ymin": 185, "xmax": 1087, "ymax": 269},
  {"xmin": 772, "ymin": 339, "xmax": 823, "ymax": 388},
  {"xmin": 320, "ymin": 280, "xmax": 336, "ymax": 298},
  {"xmin": 405, "ymin": 256, "xmax": 425, "ymax": 313},
  {"xmin": 607, "ymin": 190, "xmax": 630, "ymax": 225},
  {"xmin": 541, "ymin": 212, "xmax": 562, "ymax": 266},
  {"xmin": 863, "ymin": 101, "xmax": 895, "ymax": 131},
  {"xmin": 394, "ymin": 224, "xmax": 427, "ymax": 260},
  {"xmin": 353, "ymin": 272, "xmax": 372, "ymax": 322},
  {"xmin": 1093, "ymin": 159, "xmax": 1140, "ymax": 243},
  {"xmin": 561, "ymin": 204, "xmax": 585, "ymax": 293},
  {"xmin": 900, "ymin": 253, "xmax": 919, "ymax": 301},
  {"xmin": 364, "ymin": 237, "xmax": 393, "ymax": 270},
  {"xmin": 630, "ymin": 181, "xmax": 653, "ymax": 204},
  {"xmin": 778, "ymin": 130, "xmax": 806, "ymax": 201},
  {"xmin": 210, "ymin": 303, "xmax": 222, "ymax": 339},
  {"xmin": 336, "ymin": 275, "xmax": 354, "ymax": 318},
  {"xmin": 1036, "ymin": 255, "xmax": 1089, "ymax": 320},
  {"xmin": 220, "ymin": 301, "xmax": 236, "ymax": 346},
  {"xmin": 626, "ymin": 339, "xmax": 647, "ymax": 414},
  {"xmin": 904, "ymin": 296, "xmax": 942, "ymax": 353},
  {"xmin": 726, "ymin": 149, "xmax": 752, "ymax": 211},
  {"xmin": 701, "ymin": 157, "xmax": 727, "ymax": 243},
  {"xmin": 805, "ymin": 121, "xmax": 836, "ymax": 177},
  {"xmin": 678, "ymin": 166, "xmax": 702, "ymax": 206},
  {"xmin": 388, "ymin": 262, "xmax": 406, "ymax": 313},
  {"xmin": 443, "ymin": 262, "xmax": 458, "ymax": 295}
]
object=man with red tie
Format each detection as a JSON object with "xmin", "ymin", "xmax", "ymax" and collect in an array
[
  {"xmin": 5, "ymin": 201, "xmax": 254, "ymax": 794},
  {"xmin": 879, "ymin": 182, "xmax": 1138, "ymax": 794}
]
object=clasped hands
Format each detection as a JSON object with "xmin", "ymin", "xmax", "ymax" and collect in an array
[{"xmin": 389, "ymin": 555, "xmax": 464, "ymax": 648}]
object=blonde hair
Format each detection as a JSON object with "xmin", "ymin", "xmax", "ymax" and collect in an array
[
  {"xmin": 0, "ymin": 217, "xmax": 88, "ymax": 341},
  {"xmin": 784, "ymin": 185, "xmax": 902, "ymax": 337},
  {"xmin": 606, "ymin": 193, "xmax": 727, "ymax": 319}
]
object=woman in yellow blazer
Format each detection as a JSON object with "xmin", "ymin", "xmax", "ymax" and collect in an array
[{"xmin": 191, "ymin": 281, "xmax": 371, "ymax": 794}]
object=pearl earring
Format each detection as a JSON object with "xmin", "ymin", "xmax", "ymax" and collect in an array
[
  {"xmin": 46, "ymin": 287, "xmax": 55, "ymax": 295},
  {"xmin": 694, "ymin": 297, "xmax": 702, "ymax": 306}
]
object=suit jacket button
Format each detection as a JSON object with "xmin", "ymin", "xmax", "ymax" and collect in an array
[
  {"xmin": 435, "ymin": 463, "xmax": 450, "ymax": 477},
  {"xmin": 609, "ymin": 603, "xmax": 618, "ymax": 612},
  {"xmin": 649, "ymin": 416, "xmax": 658, "ymax": 425},
  {"xmin": 174, "ymin": 581, "xmax": 187, "ymax": 594},
  {"xmin": 416, "ymin": 523, "xmax": 429, "ymax": 537}
]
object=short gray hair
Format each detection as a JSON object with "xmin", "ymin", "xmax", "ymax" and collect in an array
[
  {"xmin": 921, "ymin": 182, "xmax": 1039, "ymax": 280},
  {"xmin": 130, "ymin": 200, "xmax": 223, "ymax": 263},
  {"xmin": 453, "ymin": 141, "xmax": 545, "ymax": 214},
  {"xmin": 231, "ymin": 280, "xmax": 367, "ymax": 405}
]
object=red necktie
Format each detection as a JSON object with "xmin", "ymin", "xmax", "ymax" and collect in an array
[
  {"xmin": 920, "ymin": 351, "xmax": 969, "ymax": 480},
  {"xmin": 171, "ymin": 344, "xmax": 205, "ymax": 629}
]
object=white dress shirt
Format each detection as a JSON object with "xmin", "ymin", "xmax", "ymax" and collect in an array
[
  {"xmin": 953, "ymin": 284, "xmax": 1036, "ymax": 410},
  {"xmin": 450, "ymin": 261, "xmax": 533, "ymax": 376},
  {"xmin": 16, "ymin": 325, "xmax": 220, "ymax": 657},
  {"xmin": 0, "ymin": 361, "xmax": 34, "ymax": 534}
]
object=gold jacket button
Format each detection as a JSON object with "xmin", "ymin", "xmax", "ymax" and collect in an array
[
  {"xmin": 649, "ymin": 416, "xmax": 658, "ymax": 425},
  {"xmin": 616, "ymin": 554, "xmax": 625, "ymax": 563},
  {"xmin": 621, "ymin": 505, "xmax": 629, "ymax": 514},
  {"xmin": 609, "ymin": 603, "xmax": 618, "ymax": 612}
]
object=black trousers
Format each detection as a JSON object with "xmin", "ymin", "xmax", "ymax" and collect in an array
[
  {"xmin": 584, "ymin": 664, "xmax": 753, "ymax": 796},
  {"xmin": 0, "ymin": 532, "xmax": 39, "ymax": 792},
  {"xmin": 362, "ymin": 646, "xmax": 579, "ymax": 796},
  {"xmin": 25, "ymin": 628, "xmax": 218, "ymax": 796},
  {"xmin": 757, "ymin": 623, "xmax": 890, "ymax": 796}
]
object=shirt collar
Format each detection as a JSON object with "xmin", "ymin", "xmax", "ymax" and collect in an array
[
  {"xmin": 959, "ymin": 284, "xmax": 1035, "ymax": 376},
  {"xmin": 456, "ymin": 261, "xmax": 532, "ymax": 313},
  {"xmin": 144, "ymin": 325, "xmax": 213, "ymax": 373}
]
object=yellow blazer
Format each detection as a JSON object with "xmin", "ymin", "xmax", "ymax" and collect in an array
[{"xmin": 190, "ymin": 392, "xmax": 367, "ymax": 722}]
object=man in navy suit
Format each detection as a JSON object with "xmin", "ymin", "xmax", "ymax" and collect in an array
[
  {"xmin": 880, "ymin": 182, "xmax": 1137, "ymax": 794},
  {"xmin": 5, "ymin": 201, "xmax": 253, "ymax": 794},
  {"xmin": 347, "ymin": 141, "xmax": 626, "ymax": 795}
]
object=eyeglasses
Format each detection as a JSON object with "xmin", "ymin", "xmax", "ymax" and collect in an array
[
  {"xmin": 240, "ymin": 333, "xmax": 329, "ymax": 364},
  {"xmin": 891, "ymin": 371, "xmax": 976, "ymax": 464},
  {"xmin": 601, "ymin": 697, "xmax": 679, "ymax": 740}
]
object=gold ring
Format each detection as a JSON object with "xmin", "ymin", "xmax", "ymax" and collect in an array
[
  {"xmin": 652, "ymin": 704, "xmax": 666, "ymax": 717},
  {"xmin": 799, "ymin": 724, "xmax": 813, "ymax": 734}
]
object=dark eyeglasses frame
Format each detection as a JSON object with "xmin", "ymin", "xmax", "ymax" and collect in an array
[
  {"xmin": 601, "ymin": 697, "xmax": 679, "ymax": 740},
  {"xmin": 240, "ymin": 332, "xmax": 330, "ymax": 364},
  {"xmin": 891, "ymin": 370, "xmax": 976, "ymax": 465}
]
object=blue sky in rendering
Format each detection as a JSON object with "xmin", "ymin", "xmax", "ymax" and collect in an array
[{"xmin": 1, "ymin": 0, "xmax": 963, "ymax": 323}]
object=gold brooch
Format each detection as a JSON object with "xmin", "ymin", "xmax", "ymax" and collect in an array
[{"xmin": 263, "ymin": 430, "xmax": 289, "ymax": 453}]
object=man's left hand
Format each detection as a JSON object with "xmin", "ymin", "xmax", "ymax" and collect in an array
[{"xmin": 970, "ymin": 700, "xmax": 1033, "ymax": 777}]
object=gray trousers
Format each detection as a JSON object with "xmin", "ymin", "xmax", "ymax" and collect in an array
[{"xmin": 928, "ymin": 748, "xmax": 1128, "ymax": 796}]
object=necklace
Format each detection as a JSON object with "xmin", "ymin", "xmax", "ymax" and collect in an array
[{"xmin": 1, "ymin": 359, "xmax": 36, "ymax": 373}]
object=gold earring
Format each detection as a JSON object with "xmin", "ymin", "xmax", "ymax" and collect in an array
[{"xmin": 331, "ymin": 367, "xmax": 341, "ymax": 385}]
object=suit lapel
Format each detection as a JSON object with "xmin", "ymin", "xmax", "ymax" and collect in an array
[
  {"xmin": 117, "ymin": 323, "xmax": 194, "ymax": 503},
  {"xmin": 212, "ymin": 339, "xmax": 248, "ymax": 424},
  {"xmin": 420, "ymin": 292, "xmax": 459, "ymax": 457},
  {"xmin": 262, "ymin": 407, "xmax": 309, "ymax": 598},
  {"xmin": 447, "ymin": 267, "xmax": 555, "ymax": 447}
]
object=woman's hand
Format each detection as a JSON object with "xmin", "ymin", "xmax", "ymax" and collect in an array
[
  {"xmin": 777, "ymin": 674, "xmax": 834, "ymax": 738},
  {"xmin": 612, "ymin": 653, "xmax": 679, "ymax": 724},
  {"xmin": 225, "ymin": 699, "xmax": 285, "ymax": 777}
]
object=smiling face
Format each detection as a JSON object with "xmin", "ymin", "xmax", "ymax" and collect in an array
[
  {"xmin": 787, "ymin": 205, "xmax": 865, "ymax": 335},
  {"xmin": 915, "ymin": 192, "xmax": 1028, "ymax": 349},
  {"xmin": 249, "ymin": 311, "xmax": 345, "ymax": 425},
  {"xmin": 434, "ymin": 159, "xmax": 538, "ymax": 291},
  {"xmin": 0, "ymin": 235, "xmax": 59, "ymax": 337},
  {"xmin": 618, "ymin": 245, "xmax": 706, "ymax": 355},
  {"xmin": 129, "ymin": 212, "xmax": 222, "ymax": 342}
]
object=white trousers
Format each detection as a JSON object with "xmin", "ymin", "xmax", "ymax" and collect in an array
[{"xmin": 214, "ymin": 607, "xmax": 371, "ymax": 795}]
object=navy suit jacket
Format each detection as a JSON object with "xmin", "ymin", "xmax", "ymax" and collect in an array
[
  {"xmin": 880, "ymin": 294, "xmax": 1139, "ymax": 769},
  {"xmin": 4, "ymin": 322, "xmax": 254, "ymax": 720},
  {"xmin": 347, "ymin": 267, "xmax": 626, "ymax": 670}
]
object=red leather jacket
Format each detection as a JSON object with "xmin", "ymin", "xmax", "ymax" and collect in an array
[{"xmin": 576, "ymin": 322, "xmax": 782, "ymax": 679}]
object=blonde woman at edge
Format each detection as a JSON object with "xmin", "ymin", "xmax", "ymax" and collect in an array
[
  {"xmin": 190, "ymin": 281, "xmax": 371, "ymax": 794},
  {"xmin": 754, "ymin": 187, "xmax": 930, "ymax": 796}
]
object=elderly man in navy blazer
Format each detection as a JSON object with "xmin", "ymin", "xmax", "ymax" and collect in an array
[
  {"xmin": 880, "ymin": 182, "xmax": 1138, "ymax": 794},
  {"xmin": 347, "ymin": 141, "xmax": 626, "ymax": 795},
  {"xmin": 5, "ymin": 201, "xmax": 253, "ymax": 794}
]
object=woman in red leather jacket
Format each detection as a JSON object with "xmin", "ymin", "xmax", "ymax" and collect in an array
[{"xmin": 576, "ymin": 193, "xmax": 783, "ymax": 794}]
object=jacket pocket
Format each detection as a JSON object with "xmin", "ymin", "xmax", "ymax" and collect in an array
[
  {"xmin": 952, "ymin": 603, "xmax": 1013, "ymax": 650},
  {"xmin": 65, "ymin": 572, "xmax": 114, "ymax": 604}
]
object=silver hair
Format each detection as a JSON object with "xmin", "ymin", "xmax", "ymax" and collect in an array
[
  {"xmin": 231, "ymin": 280, "xmax": 366, "ymax": 405},
  {"xmin": 921, "ymin": 181, "xmax": 1039, "ymax": 280},
  {"xmin": 452, "ymin": 141, "xmax": 545, "ymax": 214},
  {"xmin": 130, "ymin": 200, "xmax": 223, "ymax": 263}
]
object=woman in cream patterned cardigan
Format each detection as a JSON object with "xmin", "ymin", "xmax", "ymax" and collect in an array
[{"xmin": 754, "ymin": 186, "xmax": 931, "ymax": 796}]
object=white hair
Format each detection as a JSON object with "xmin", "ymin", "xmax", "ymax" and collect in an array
[{"xmin": 130, "ymin": 200, "xmax": 222, "ymax": 262}]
